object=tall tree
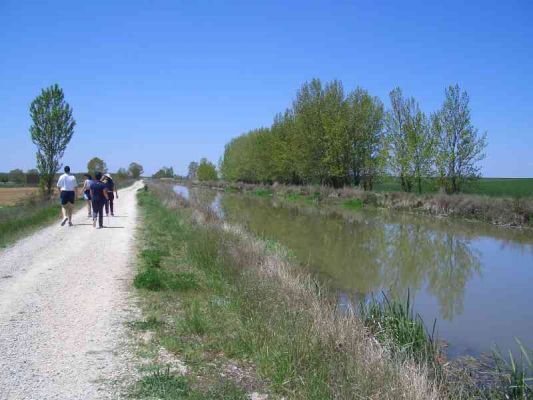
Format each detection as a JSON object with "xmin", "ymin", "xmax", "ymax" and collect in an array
[
  {"xmin": 187, "ymin": 161, "xmax": 199, "ymax": 180},
  {"xmin": 432, "ymin": 85, "xmax": 487, "ymax": 193},
  {"xmin": 128, "ymin": 162, "xmax": 144, "ymax": 179},
  {"xmin": 197, "ymin": 158, "xmax": 218, "ymax": 181},
  {"xmin": 346, "ymin": 88, "xmax": 385, "ymax": 190},
  {"xmin": 405, "ymin": 102, "xmax": 435, "ymax": 193},
  {"xmin": 116, "ymin": 167, "xmax": 129, "ymax": 180},
  {"xmin": 385, "ymin": 88, "xmax": 413, "ymax": 192},
  {"xmin": 29, "ymin": 84, "xmax": 75, "ymax": 195},
  {"xmin": 87, "ymin": 157, "xmax": 108, "ymax": 174},
  {"xmin": 152, "ymin": 166, "xmax": 174, "ymax": 178},
  {"xmin": 292, "ymin": 79, "xmax": 328, "ymax": 184},
  {"xmin": 385, "ymin": 88, "xmax": 434, "ymax": 193}
]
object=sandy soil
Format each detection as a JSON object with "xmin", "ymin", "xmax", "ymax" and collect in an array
[
  {"xmin": 0, "ymin": 187, "xmax": 39, "ymax": 206},
  {"xmin": 0, "ymin": 182, "xmax": 143, "ymax": 399}
]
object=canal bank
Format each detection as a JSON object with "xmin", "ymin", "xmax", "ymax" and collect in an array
[{"xmin": 133, "ymin": 181, "xmax": 532, "ymax": 398}]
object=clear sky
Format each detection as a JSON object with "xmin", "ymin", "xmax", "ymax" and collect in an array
[{"xmin": 0, "ymin": 0, "xmax": 532, "ymax": 177}]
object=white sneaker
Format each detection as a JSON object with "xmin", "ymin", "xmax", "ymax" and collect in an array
[{"xmin": 92, "ymin": 218, "xmax": 96, "ymax": 228}]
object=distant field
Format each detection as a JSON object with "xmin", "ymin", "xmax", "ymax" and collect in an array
[
  {"xmin": 373, "ymin": 177, "xmax": 533, "ymax": 197},
  {"xmin": 0, "ymin": 187, "xmax": 39, "ymax": 206}
]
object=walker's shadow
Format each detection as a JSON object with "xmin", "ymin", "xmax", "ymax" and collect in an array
[
  {"xmin": 103, "ymin": 226, "xmax": 125, "ymax": 229},
  {"xmin": 73, "ymin": 223, "xmax": 93, "ymax": 226}
]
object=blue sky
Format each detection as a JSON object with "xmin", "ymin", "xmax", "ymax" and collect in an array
[{"xmin": 0, "ymin": 0, "xmax": 531, "ymax": 177}]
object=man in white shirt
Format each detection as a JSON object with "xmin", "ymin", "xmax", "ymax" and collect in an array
[{"xmin": 56, "ymin": 165, "xmax": 78, "ymax": 226}]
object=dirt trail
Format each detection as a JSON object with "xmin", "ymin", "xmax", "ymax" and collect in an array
[{"xmin": 0, "ymin": 181, "xmax": 143, "ymax": 400}]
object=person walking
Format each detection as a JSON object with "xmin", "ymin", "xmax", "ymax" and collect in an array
[
  {"xmin": 90, "ymin": 172, "xmax": 109, "ymax": 229},
  {"xmin": 102, "ymin": 173, "xmax": 118, "ymax": 216},
  {"xmin": 56, "ymin": 166, "xmax": 77, "ymax": 227},
  {"xmin": 81, "ymin": 174, "xmax": 93, "ymax": 217}
]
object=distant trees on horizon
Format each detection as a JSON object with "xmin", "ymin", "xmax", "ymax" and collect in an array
[{"xmin": 219, "ymin": 79, "xmax": 487, "ymax": 193}]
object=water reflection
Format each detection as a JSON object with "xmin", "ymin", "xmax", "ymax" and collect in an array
[{"xmin": 220, "ymin": 195, "xmax": 482, "ymax": 321}]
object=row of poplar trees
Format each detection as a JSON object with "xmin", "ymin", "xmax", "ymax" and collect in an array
[{"xmin": 220, "ymin": 79, "xmax": 487, "ymax": 193}]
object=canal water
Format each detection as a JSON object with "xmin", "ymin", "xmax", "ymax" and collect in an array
[{"xmin": 175, "ymin": 185, "xmax": 533, "ymax": 359}]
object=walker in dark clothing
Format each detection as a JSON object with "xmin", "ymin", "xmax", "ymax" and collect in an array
[
  {"xmin": 104, "ymin": 178, "xmax": 115, "ymax": 216},
  {"xmin": 91, "ymin": 181, "xmax": 108, "ymax": 228}
]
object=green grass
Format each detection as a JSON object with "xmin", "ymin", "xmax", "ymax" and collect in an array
[
  {"xmin": 252, "ymin": 188, "xmax": 272, "ymax": 197},
  {"xmin": 359, "ymin": 292, "xmax": 438, "ymax": 363},
  {"xmin": 133, "ymin": 188, "xmax": 445, "ymax": 399},
  {"xmin": 342, "ymin": 198, "xmax": 364, "ymax": 210},
  {"xmin": 462, "ymin": 178, "xmax": 533, "ymax": 198},
  {"xmin": 134, "ymin": 266, "xmax": 199, "ymax": 291},
  {"xmin": 374, "ymin": 177, "xmax": 533, "ymax": 197},
  {"xmin": 492, "ymin": 339, "xmax": 533, "ymax": 399},
  {"xmin": 140, "ymin": 248, "xmax": 167, "ymax": 268},
  {"xmin": 0, "ymin": 201, "xmax": 62, "ymax": 247},
  {"xmin": 284, "ymin": 192, "xmax": 317, "ymax": 205}
]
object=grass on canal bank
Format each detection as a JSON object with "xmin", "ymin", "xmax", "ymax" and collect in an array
[
  {"xmin": 132, "ymin": 183, "xmax": 533, "ymax": 399},
  {"xmin": 132, "ymin": 185, "xmax": 446, "ymax": 399}
]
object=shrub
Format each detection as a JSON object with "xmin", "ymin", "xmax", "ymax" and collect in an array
[
  {"xmin": 134, "ymin": 268, "xmax": 164, "ymax": 291},
  {"xmin": 140, "ymin": 248, "xmax": 165, "ymax": 268}
]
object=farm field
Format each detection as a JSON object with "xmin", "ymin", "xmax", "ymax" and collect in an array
[
  {"xmin": 373, "ymin": 177, "xmax": 533, "ymax": 197},
  {"xmin": 0, "ymin": 187, "xmax": 39, "ymax": 206}
]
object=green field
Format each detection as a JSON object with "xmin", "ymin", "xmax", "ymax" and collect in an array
[{"xmin": 373, "ymin": 177, "xmax": 533, "ymax": 197}]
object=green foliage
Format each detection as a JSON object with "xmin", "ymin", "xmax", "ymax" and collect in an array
[
  {"xmin": 432, "ymin": 84, "xmax": 488, "ymax": 193},
  {"xmin": 87, "ymin": 157, "xmax": 107, "ymax": 174},
  {"xmin": 134, "ymin": 268, "xmax": 165, "ymax": 290},
  {"xmin": 196, "ymin": 158, "xmax": 217, "ymax": 181},
  {"xmin": 152, "ymin": 166, "xmax": 174, "ymax": 179},
  {"xmin": 0, "ymin": 201, "xmax": 60, "ymax": 247},
  {"xmin": 359, "ymin": 293, "xmax": 437, "ymax": 362},
  {"xmin": 220, "ymin": 79, "xmax": 487, "ymax": 194},
  {"xmin": 135, "ymin": 368, "xmax": 189, "ymax": 399},
  {"xmin": 385, "ymin": 88, "xmax": 436, "ymax": 193},
  {"xmin": 128, "ymin": 162, "xmax": 144, "ymax": 179},
  {"xmin": 140, "ymin": 248, "xmax": 165, "ymax": 268},
  {"xmin": 29, "ymin": 84, "xmax": 75, "ymax": 195},
  {"xmin": 8, "ymin": 169, "xmax": 25, "ymax": 184},
  {"xmin": 492, "ymin": 339, "xmax": 533, "ymax": 399},
  {"xmin": 115, "ymin": 167, "xmax": 129, "ymax": 180},
  {"xmin": 187, "ymin": 161, "xmax": 199, "ymax": 180},
  {"xmin": 252, "ymin": 189, "xmax": 272, "ymax": 197},
  {"xmin": 342, "ymin": 199, "xmax": 363, "ymax": 210},
  {"xmin": 220, "ymin": 79, "xmax": 389, "ymax": 188}
]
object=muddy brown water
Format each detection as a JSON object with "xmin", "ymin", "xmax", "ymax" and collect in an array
[{"xmin": 175, "ymin": 185, "xmax": 533, "ymax": 359}]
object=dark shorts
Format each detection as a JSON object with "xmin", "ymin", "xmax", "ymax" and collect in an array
[{"xmin": 60, "ymin": 190, "xmax": 75, "ymax": 205}]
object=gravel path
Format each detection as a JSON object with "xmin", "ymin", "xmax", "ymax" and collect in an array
[{"xmin": 0, "ymin": 182, "xmax": 143, "ymax": 400}]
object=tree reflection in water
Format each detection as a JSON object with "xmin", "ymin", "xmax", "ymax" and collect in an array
[{"xmin": 211, "ymin": 192, "xmax": 481, "ymax": 322}]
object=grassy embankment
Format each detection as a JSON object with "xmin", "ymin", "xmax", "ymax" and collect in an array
[
  {"xmin": 186, "ymin": 179, "xmax": 533, "ymax": 228},
  {"xmin": 0, "ymin": 179, "xmax": 135, "ymax": 248},
  {"xmin": 132, "ymin": 182, "xmax": 533, "ymax": 399},
  {"xmin": 130, "ymin": 183, "xmax": 533, "ymax": 399}
]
